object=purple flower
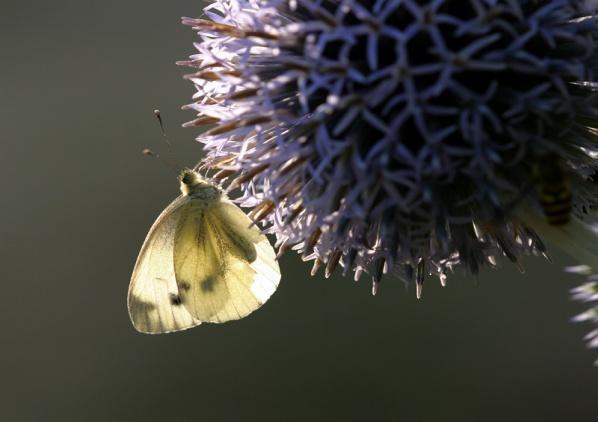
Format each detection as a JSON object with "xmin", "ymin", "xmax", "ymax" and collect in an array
[{"xmin": 180, "ymin": 0, "xmax": 598, "ymax": 296}]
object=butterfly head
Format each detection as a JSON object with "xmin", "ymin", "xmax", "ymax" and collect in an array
[{"xmin": 179, "ymin": 169, "xmax": 221, "ymax": 200}]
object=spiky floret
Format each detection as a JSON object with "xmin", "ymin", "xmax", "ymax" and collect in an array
[
  {"xmin": 567, "ymin": 265, "xmax": 598, "ymax": 366},
  {"xmin": 181, "ymin": 0, "xmax": 598, "ymax": 293}
]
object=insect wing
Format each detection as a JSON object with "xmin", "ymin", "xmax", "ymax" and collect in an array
[{"xmin": 128, "ymin": 197, "xmax": 201, "ymax": 334}]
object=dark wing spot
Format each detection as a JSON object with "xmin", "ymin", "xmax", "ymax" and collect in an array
[
  {"xmin": 179, "ymin": 281, "xmax": 191, "ymax": 292},
  {"xmin": 169, "ymin": 293, "xmax": 183, "ymax": 306},
  {"xmin": 200, "ymin": 276, "xmax": 216, "ymax": 293},
  {"xmin": 130, "ymin": 295, "xmax": 157, "ymax": 312}
]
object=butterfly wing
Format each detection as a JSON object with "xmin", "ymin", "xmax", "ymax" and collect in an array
[
  {"xmin": 128, "ymin": 196, "xmax": 201, "ymax": 334},
  {"xmin": 173, "ymin": 200, "xmax": 281, "ymax": 323}
]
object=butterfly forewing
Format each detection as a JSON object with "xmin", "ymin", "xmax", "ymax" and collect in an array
[{"xmin": 128, "ymin": 197, "xmax": 201, "ymax": 334}]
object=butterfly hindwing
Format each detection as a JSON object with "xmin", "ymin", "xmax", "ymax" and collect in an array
[
  {"xmin": 217, "ymin": 201, "xmax": 280, "ymax": 303},
  {"xmin": 173, "ymin": 200, "xmax": 280, "ymax": 323}
]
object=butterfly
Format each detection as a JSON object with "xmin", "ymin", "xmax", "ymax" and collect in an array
[{"xmin": 128, "ymin": 169, "xmax": 281, "ymax": 333}]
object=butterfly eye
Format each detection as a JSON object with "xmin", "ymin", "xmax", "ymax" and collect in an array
[{"xmin": 181, "ymin": 173, "xmax": 194, "ymax": 185}]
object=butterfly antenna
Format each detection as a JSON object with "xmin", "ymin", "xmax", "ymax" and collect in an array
[
  {"xmin": 142, "ymin": 148, "xmax": 160, "ymax": 159},
  {"xmin": 141, "ymin": 147, "xmax": 177, "ymax": 174},
  {"xmin": 141, "ymin": 109, "xmax": 180, "ymax": 174},
  {"xmin": 154, "ymin": 109, "xmax": 173, "ymax": 147}
]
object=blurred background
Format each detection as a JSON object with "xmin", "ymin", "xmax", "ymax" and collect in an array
[{"xmin": 1, "ymin": 1, "xmax": 596, "ymax": 421}]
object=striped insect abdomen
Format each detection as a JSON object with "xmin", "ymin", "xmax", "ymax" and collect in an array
[{"xmin": 538, "ymin": 159, "xmax": 572, "ymax": 226}]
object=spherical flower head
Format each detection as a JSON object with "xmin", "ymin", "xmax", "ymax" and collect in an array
[{"xmin": 181, "ymin": 0, "xmax": 598, "ymax": 294}]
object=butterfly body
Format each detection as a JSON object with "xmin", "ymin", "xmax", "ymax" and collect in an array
[{"xmin": 128, "ymin": 169, "xmax": 281, "ymax": 334}]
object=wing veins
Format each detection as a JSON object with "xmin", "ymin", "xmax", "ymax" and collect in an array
[{"xmin": 209, "ymin": 215, "xmax": 256, "ymax": 317}]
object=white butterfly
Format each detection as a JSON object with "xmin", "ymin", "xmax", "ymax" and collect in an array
[{"xmin": 128, "ymin": 169, "xmax": 281, "ymax": 334}]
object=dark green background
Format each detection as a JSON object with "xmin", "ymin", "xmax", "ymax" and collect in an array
[{"xmin": 2, "ymin": 1, "xmax": 596, "ymax": 420}]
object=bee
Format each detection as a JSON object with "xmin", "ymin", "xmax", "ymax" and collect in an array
[{"xmin": 537, "ymin": 156, "xmax": 572, "ymax": 226}]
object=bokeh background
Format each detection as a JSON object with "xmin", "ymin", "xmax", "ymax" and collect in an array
[{"xmin": 2, "ymin": 1, "xmax": 597, "ymax": 421}]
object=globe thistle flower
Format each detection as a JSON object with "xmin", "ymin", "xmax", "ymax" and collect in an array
[
  {"xmin": 567, "ymin": 265, "xmax": 598, "ymax": 366},
  {"xmin": 180, "ymin": 0, "xmax": 598, "ymax": 296}
]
